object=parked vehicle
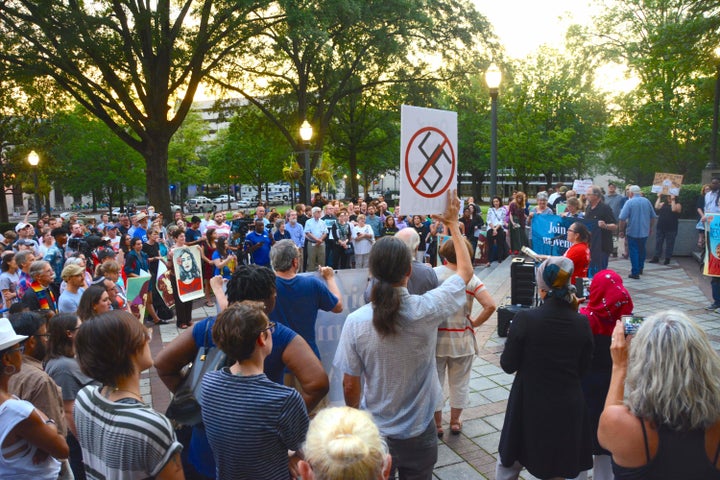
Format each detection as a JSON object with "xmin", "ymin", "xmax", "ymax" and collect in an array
[
  {"xmin": 185, "ymin": 197, "xmax": 216, "ymax": 213},
  {"xmin": 212, "ymin": 195, "xmax": 236, "ymax": 204}
]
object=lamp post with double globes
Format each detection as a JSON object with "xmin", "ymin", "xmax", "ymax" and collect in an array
[
  {"xmin": 485, "ymin": 63, "xmax": 502, "ymax": 200},
  {"xmin": 299, "ymin": 120, "xmax": 313, "ymax": 205},
  {"xmin": 27, "ymin": 150, "xmax": 41, "ymax": 215}
]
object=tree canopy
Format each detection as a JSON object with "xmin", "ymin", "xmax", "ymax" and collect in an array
[{"xmin": 0, "ymin": 0, "xmax": 277, "ymax": 216}]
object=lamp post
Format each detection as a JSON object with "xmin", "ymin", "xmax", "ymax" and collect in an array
[
  {"xmin": 27, "ymin": 150, "xmax": 41, "ymax": 215},
  {"xmin": 485, "ymin": 63, "xmax": 502, "ymax": 200},
  {"xmin": 299, "ymin": 120, "xmax": 313, "ymax": 205},
  {"xmin": 709, "ymin": 46, "xmax": 720, "ymax": 169}
]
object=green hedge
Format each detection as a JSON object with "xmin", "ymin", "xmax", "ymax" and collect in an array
[{"xmin": 640, "ymin": 183, "xmax": 703, "ymax": 220}]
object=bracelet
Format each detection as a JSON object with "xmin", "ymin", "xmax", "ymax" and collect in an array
[{"xmin": 45, "ymin": 418, "xmax": 56, "ymax": 425}]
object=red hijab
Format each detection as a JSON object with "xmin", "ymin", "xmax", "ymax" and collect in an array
[{"xmin": 579, "ymin": 269, "xmax": 633, "ymax": 336}]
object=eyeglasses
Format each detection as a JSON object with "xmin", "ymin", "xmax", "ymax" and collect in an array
[
  {"xmin": 34, "ymin": 334, "xmax": 51, "ymax": 339},
  {"xmin": 567, "ymin": 229, "xmax": 576, "ymax": 233},
  {"xmin": 5, "ymin": 345, "xmax": 25, "ymax": 354},
  {"xmin": 259, "ymin": 321, "xmax": 276, "ymax": 335}
]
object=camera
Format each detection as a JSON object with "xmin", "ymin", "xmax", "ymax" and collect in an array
[{"xmin": 622, "ymin": 314, "xmax": 644, "ymax": 335}]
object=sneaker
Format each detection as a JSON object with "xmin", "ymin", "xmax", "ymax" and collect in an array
[
  {"xmin": 714, "ymin": 308, "xmax": 720, "ymax": 315},
  {"xmin": 705, "ymin": 303, "xmax": 720, "ymax": 311},
  {"xmin": 648, "ymin": 257, "xmax": 659, "ymax": 264},
  {"xmin": 628, "ymin": 274, "xmax": 640, "ymax": 280}
]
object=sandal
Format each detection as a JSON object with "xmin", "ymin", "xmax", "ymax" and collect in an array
[
  {"xmin": 450, "ymin": 421, "xmax": 462, "ymax": 435},
  {"xmin": 204, "ymin": 301, "xmax": 215, "ymax": 308},
  {"xmin": 436, "ymin": 423, "xmax": 444, "ymax": 438}
]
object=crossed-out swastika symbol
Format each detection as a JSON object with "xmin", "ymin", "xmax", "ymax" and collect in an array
[{"xmin": 405, "ymin": 127, "xmax": 456, "ymax": 199}]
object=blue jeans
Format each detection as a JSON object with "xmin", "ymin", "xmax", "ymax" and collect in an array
[
  {"xmin": 386, "ymin": 421, "xmax": 437, "ymax": 479},
  {"xmin": 654, "ymin": 229, "xmax": 677, "ymax": 259},
  {"xmin": 588, "ymin": 253, "xmax": 609, "ymax": 278},
  {"xmin": 712, "ymin": 277, "xmax": 720, "ymax": 306},
  {"xmin": 627, "ymin": 236, "xmax": 647, "ymax": 276}
]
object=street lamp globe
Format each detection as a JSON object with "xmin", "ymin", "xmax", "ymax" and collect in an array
[
  {"xmin": 27, "ymin": 150, "xmax": 39, "ymax": 166},
  {"xmin": 485, "ymin": 63, "xmax": 502, "ymax": 92},
  {"xmin": 299, "ymin": 120, "xmax": 313, "ymax": 143}
]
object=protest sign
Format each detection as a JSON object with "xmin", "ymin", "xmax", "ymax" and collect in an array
[
  {"xmin": 400, "ymin": 105, "xmax": 457, "ymax": 215},
  {"xmin": 651, "ymin": 173, "xmax": 683, "ymax": 196}
]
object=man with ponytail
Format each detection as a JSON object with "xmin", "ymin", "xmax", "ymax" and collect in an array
[{"xmin": 334, "ymin": 190, "xmax": 472, "ymax": 479}]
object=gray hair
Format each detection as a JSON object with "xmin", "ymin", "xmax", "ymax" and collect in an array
[
  {"xmin": 625, "ymin": 310, "xmax": 720, "ymax": 431},
  {"xmin": 396, "ymin": 228, "xmax": 420, "ymax": 253},
  {"xmin": 589, "ymin": 185, "xmax": 604, "ymax": 201},
  {"xmin": 270, "ymin": 239, "xmax": 300, "ymax": 272},
  {"xmin": 29, "ymin": 260, "xmax": 50, "ymax": 280},
  {"xmin": 15, "ymin": 250, "xmax": 34, "ymax": 268},
  {"xmin": 536, "ymin": 192, "xmax": 548, "ymax": 201}
]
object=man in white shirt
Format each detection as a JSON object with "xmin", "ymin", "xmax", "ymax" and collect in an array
[{"xmin": 303, "ymin": 207, "xmax": 328, "ymax": 271}]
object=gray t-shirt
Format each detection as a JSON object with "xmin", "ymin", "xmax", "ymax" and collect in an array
[
  {"xmin": 58, "ymin": 288, "xmax": 85, "ymax": 314},
  {"xmin": 45, "ymin": 356, "xmax": 96, "ymax": 401},
  {"xmin": 0, "ymin": 270, "xmax": 20, "ymax": 310}
]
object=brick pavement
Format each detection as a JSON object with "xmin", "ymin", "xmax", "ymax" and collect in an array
[{"xmin": 143, "ymin": 254, "xmax": 719, "ymax": 479}]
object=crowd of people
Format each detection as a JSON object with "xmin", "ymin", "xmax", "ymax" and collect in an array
[{"xmin": 0, "ymin": 184, "xmax": 718, "ymax": 480}]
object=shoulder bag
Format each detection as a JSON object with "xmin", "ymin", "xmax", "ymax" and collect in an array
[{"xmin": 165, "ymin": 319, "xmax": 227, "ymax": 426}]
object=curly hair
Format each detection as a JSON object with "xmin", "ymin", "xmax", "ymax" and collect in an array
[
  {"xmin": 226, "ymin": 264, "xmax": 276, "ymax": 304},
  {"xmin": 626, "ymin": 310, "xmax": 720, "ymax": 431}
]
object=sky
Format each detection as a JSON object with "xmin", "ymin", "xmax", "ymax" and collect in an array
[{"xmin": 472, "ymin": 0, "xmax": 599, "ymax": 59}]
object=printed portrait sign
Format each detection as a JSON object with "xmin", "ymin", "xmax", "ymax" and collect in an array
[
  {"xmin": 172, "ymin": 245, "xmax": 205, "ymax": 302},
  {"xmin": 704, "ymin": 214, "xmax": 720, "ymax": 277}
]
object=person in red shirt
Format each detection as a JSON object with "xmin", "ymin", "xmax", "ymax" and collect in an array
[{"xmin": 563, "ymin": 222, "xmax": 591, "ymax": 283}]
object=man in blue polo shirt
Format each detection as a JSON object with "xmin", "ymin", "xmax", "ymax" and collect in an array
[
  {"xmin": 244, "ymin": 219, "xmax": 272, "ymax": 266},
  {"xmin": 618, "ymin": 185, "xmax": 657, "ymax": 279}
]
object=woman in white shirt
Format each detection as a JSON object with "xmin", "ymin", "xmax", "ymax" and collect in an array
[
  {"xmin": 351, "ymin": 214, "xmax": 375, "ymax": 269},
  {"xmin": 486, "ymin": 196, "xmax": 509, "ymax": 263}
]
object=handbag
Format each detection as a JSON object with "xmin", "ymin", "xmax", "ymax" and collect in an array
[{"xmin": 165, "ymin": 320, "xmax": 227, "ymax": 426}]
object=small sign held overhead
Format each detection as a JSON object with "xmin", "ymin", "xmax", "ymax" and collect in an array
[{"xmin": 400, "ymin": 105, "xmax": 457, "ymax": 215}]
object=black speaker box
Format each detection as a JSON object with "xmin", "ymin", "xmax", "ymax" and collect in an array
[
  {"xmin": 497, "ymin": 304, "xmax": 531, "ymax": 337},
  {"xmin": 510, "ymin": 257, "xmax": 535, "ymax": 307}
]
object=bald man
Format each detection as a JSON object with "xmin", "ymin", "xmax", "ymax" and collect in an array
[{"xmin": 363, "ymin": 227, "xmax": 438, "ymax": 302}]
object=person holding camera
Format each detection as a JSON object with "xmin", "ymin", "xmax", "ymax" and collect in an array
[
  {"xmin": 598, "ymin": 311, "xmax": 720, "ymax": 478},
  {"xmin": 649, "ymin": 194, "xmax": 681, "ymax": 265}
]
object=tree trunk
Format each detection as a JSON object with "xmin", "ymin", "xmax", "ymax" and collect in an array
[
  {"xmin": 349, "ymin": 154, "xmax": 359, "ymax": 201},
  {"xmin": 0, "ymin": 185, "xmax": 8, "ymax": 223},
  {"xmin": 143, "ymin": 143, "xmax": 172, "ymax": 219}
]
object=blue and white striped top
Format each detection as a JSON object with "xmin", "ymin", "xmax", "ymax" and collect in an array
[{"xmin": 200, "ymin": 369, "xmax": 309, "ymax": 479}]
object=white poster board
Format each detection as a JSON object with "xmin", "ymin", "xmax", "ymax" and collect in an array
[
  {"xmin": 572, "ymin": 179, "xmax": 594, "ymax": 194},
  {"xmin": 400, "ymin": 105, "xmax": 457, "ymax": 215}
]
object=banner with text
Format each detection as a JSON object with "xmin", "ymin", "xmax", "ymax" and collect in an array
[{"xmin": 530, "ymin": 215, "xmax": 576, "ymax": 256}]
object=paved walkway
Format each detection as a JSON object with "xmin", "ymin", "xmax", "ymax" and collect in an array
[{"xmin": 142, "ymin": 254, "xmax": 719, "ymax": 479}]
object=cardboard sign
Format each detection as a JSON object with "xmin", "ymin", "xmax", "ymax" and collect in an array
[{"xmin": 651, "ymin": 173, "xmax": 683, "ymax": 196}]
